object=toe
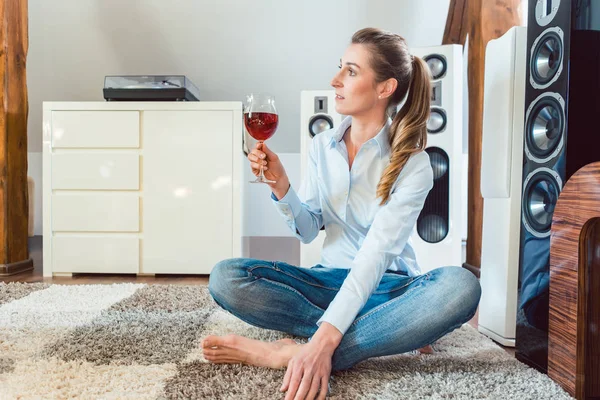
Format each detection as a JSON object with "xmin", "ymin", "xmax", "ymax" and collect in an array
[
  {"xmin": 213, "ymin": 358, "xmax": 243, "ymax": 364},
  {"xmin": 419, "ymin": 345, "xmax": 434, "ymax": 354},
  {"xmin": 223, "ymin": 334, "xmax": 240, "ymax": 347},
  {"xmin": 203, "ymin": 348, "xmax": 227, "ymax": 358},
  {"xmin": 202, "ymin": 336, "xmax": 223, "ymax": 349}
]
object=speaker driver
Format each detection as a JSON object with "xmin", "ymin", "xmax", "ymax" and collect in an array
[
  {"xmin": 308, "ymin": 115, "xmax": 333, "ymax": 137},
  {"xmin": 530, "ymin": 27, "xmax": 564, "ymax": 89},
  {"xmin": 525, "ymin": 92, "xmax": 565, "ymax": 163},
  {"xmin": 535, "ymin": 0, "xmax": 561, "ymax": 27},
  {"xmin": 424, "ymin": 54, "xmax": 447, "ymax": 80},
  {"xmin": 522, "ymin": 168, "xmax": 562, "ymax": 238},
  {"xmin": 417, "ymin": 214, "xmax": 448, "ymax": 243},
  {"xmin": 429, "ymin": 150, "xmax": 449, "ymax": 180},
  {"xmin": 427, "ymin": 107, "xmax": 447, "ymax": 133}
]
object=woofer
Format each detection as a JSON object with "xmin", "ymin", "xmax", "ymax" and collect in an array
[
  {"xmin": 427, "ymin": 107, "xmax": 447, "ymax": 134},
  {"xmin": 423, "ymin": 54, "xmax": 447, "ymax": 80},
  {"xmin": 522, "ymin": 168, "xmax": 562, "ymax": 238},
  {"xmin": 524, "ymin": 92, "xmax": 565, "ymax": 163},
  {"xmin": 308, "ymin": 115, "xmax": 333, "ymax": 137},
  {"xmin": 530, "ymin": 27, "xmax": 564, "ymax": 89}
]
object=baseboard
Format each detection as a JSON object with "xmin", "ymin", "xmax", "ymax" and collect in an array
[{"xmin": 0, "ymin": 258, "xmax": 34, "ymax": 276}]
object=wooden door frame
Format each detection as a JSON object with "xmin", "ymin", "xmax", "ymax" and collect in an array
[
  {"xmin": 0, "ymin": 0, "xmax": 33, "ymax": 276},
  {"xmin": 443, "ymin": 0, "xmax": 525, "ymax": 276}
]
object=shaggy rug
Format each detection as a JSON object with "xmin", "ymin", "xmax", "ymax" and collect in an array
[{"xmin": 0, "ymin": 282, "xmax": 573, "ymax": 399}]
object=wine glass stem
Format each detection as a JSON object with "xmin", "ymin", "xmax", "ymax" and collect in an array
[{"xmin": 258, "ymin": 141, "xmax": 265, "ymax": 180}]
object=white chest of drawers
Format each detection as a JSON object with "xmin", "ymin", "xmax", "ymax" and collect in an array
[{"xmin": 43, "ymin": 102, "xmax": 242, "ymax": 277}]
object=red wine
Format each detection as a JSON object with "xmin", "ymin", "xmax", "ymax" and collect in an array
[{"xmin": 244, "ymin": 112, "xmax": 278, "ymax": 141}]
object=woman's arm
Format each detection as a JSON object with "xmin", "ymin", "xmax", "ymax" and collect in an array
[{"xmin": 270, "ymin": 137, "xmax": 324, "ymax": 244}]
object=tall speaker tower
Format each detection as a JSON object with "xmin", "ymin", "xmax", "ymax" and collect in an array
[{"xmin": 516, "ymin": 0, "xmax": 600, "ymax": 373}]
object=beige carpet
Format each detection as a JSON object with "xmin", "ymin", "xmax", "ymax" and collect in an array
[{"xmin": 0, "ymin": 282, "xmax": 573, "ymax": 399}]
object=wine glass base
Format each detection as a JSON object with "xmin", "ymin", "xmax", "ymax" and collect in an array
[{"xmin": 249, "ymin": 178, "xmax": 277, "ymax": 184}]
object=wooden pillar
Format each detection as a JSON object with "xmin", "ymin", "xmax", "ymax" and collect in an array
[
  {"xmin": 0, "ymin": 0, "xmax": 33, "ymax": 276},
  {"xmin": 443, "ymin": 0, "xmax": 524, "ymax": 276}
]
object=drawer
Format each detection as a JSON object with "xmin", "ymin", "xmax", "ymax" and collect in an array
[
  {"xmin": 52, "ymin": 153, "xmax": 139, "ymax": 190},
  {"xmin": 52, "ymin": 194, "xmax": 139, "ymax": 232},
  {"xmin": 51, "ymin": 111, "xmax": 139, "ymax": 148},
  {"xmin": 53, "ymin": 236, "xmax": 139, "ymax": 273}
]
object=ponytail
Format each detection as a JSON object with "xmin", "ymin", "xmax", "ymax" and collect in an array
[{"xmin": 376, "ymin": 55, "xmax": 431, "ymax": 205}]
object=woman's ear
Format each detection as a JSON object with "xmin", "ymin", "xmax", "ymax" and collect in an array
[{"xmin": 378, "ymin": 78, "xmax": 398, "ymax": 100}]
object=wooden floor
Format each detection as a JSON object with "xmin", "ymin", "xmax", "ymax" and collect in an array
[{"xmin": 2, "ymin": 236, "xmax": 515, "ymax": 356}]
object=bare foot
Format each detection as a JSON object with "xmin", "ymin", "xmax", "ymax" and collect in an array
[
  {"xmin": 418, "ymin": 345, "xmax": 434, "ymax": 354},
  {"xmin": 201, "ymin": 335, "xmax": 302, "ymax": 369}
]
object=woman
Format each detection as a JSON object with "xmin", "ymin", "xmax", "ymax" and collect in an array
[{"xmin": 202, "ymin": 27, "xmax": 481, "ymax": 400}]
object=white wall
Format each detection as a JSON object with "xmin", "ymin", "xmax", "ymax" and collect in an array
[
  {"xmin": 27, "ymin": 0, "xmax": 451, "ymax": 153},
  {"xmin": 26, "ymin": 0, "xmax": 451, "ymax": 235}
]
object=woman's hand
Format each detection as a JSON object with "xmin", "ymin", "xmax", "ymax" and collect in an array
[
  {"xmin": 280, "ymin": 339, "xmax": 333, "ymax": 400},
  {"xmin": 247, "ymin": 142, "xmax": 290, "ymax": 197},
  {"xmin": 280, "ymin": 323, "xmax": 343, "ymax": 400}
]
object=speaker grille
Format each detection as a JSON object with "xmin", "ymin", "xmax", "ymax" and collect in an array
[
  {"xmin": 427, "ymin": 107, "xmax": 447, "ymax": 134},
  {"xmin": 522, "ymin": 168, "xmax": 562, "ymax": 237},
  {"xmin": 417, "ymin": 147, "xmax": 449, "ymax": 243},
  {"xmin": 308, "ymin": 115, "xmax": 333, "ymax": 137},
  {"xmin": 530, "ymin": 28, "xmax": 564, "ymax": 88},
  {"xmin": 525, "ymin": 93, "xmax": 565, "ymax": 162}
]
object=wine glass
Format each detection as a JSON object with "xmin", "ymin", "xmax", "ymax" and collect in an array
[{"xmin": 244, "ymin": 93, "xmax": 279, "ymax": 184}]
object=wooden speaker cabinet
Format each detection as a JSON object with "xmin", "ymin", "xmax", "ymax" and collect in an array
[{"xmin": 548, "ymin": 161, "xmax": 600, "ymax": 399}]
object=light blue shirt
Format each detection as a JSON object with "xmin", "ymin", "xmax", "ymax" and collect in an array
[{"xmin": 271, "ymin": 116, "xmax": 434, "ymax": 335}]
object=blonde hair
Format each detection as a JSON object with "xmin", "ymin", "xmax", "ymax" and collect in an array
[{"xmin": 351, "ymin": 28, "xmax": 431, "ymax": 205}]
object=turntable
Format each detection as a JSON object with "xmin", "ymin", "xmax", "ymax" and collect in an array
[{"xmin": 103, "ymin": 75, "xmax": 200, "ymax": 101}]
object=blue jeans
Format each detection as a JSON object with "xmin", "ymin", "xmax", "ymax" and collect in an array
[{"xmin": 207, "ymin": 258, "xmax": 481, "ymax": 372}]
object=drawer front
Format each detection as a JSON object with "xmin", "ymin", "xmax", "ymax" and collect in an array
[
  {"xmin": 52, "ymin": 153, "xmax": 139, "ymax": 190},
  {"xmin": 52, "ymin": 194, "xmax": 139, "ymax": 232},
  {"xmin": 51, "ymin": 111, "xmax": 140, "ymax": 148},
  {"xmin": 53, "ymin": 236, "xmax": 139, "ymax": 273}
]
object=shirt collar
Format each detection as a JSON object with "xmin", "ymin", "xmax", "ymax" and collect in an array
[{"xmin": 328, "ymin": 116, "xmax": 392, "ymax": 158}]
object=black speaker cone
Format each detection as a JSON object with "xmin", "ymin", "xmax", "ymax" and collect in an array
[
  {"xmin": 522, "ymin": 169, "xmax": 562, "ymax": 237},
  {"xmin": 427, "ymin": 108, "xmax": 447, "ymax": 134},
  {"xmin": 424, "ymin": 54, "xmax": 447, "ymax": 80},
  {"xmin": 525, "ymin": 94, "xmax": 564, "ymax": 161},
  {"xmin": 531, "ymin": 30, "xmax": 563, "ymax": 87},
  {"xmin": 429, "ymin": 150, "xmax": 448, "ymax": 180},
  {"xmin": 418, "ymin": 214, "xmax": 448, "ymax": 243},
  {"xmin": 308, "ymin": 115, "xmax": 333, "ymax": 137}
]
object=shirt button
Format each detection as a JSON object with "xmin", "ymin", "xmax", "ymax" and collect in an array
[{"xmin": 344, "ymin": 191, "xmax": 348, "ymax": 196}]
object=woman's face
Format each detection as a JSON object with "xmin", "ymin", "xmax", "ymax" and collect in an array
[{"xmin": 330, "ymin": 43, "xmax": 381, "ymax": 116}]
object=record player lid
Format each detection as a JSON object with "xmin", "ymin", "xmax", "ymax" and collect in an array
[{"xmin": 104, "ymin": 75, "xmax": 200, "ymax": 98}]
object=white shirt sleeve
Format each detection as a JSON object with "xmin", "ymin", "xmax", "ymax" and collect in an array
[
  {"xmin": 271, "ymin": 136, "xmax": 323, "ymax": 244},
  {"xmin": 316, "ymin": 152, "xmax": 434, "ymax": 335}
]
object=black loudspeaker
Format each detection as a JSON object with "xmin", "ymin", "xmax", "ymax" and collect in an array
[{"xmin": 516, "ymin": 0, "xmax": 600, "ymax": 373}]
